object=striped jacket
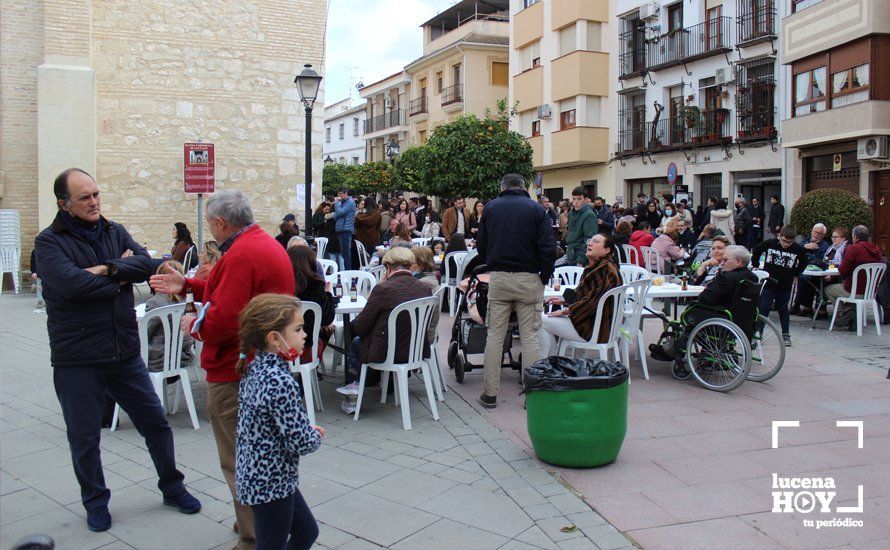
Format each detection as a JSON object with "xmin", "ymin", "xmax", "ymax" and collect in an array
[{"xmin": 568, "ymin": 257, "xmax": 622, "ymax": 343}]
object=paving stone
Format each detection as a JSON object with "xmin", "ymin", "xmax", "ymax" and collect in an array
[
  {"xmin": 579, "ymin": 523, "xmax": 634, "ymax": 550},
  {"xmin": 482, "ymin": 461, "xmax": 519, "ymax": 481},
  {"xmin": 496, "ymin": 476, "xmax": 531, "ymax": 491},
  {"xmin": 435, "ymin": 467, "xmax": 482, "ymax": 485},
  {"xmin": 0, "ymin": 488, "xmax": 62, "ymax": 526},
  {"xmin": 21, "ymin": 465, "xmax": 84, "ymax": 506},
  {"xmin": 566, "ymin": 510, "xmax": 607, "ymax": 530},
  {"xmin": 454, "ymin": 459, "xmax": 485, "ymax": 473},
  {"xmin": 455, "ymin": 434, "xmax": 483, "ymax": 445},
  {"xmin": 108, "ymin": 506, "xmax": 236, "ymax": 549},
  {"xmin": 363, "ymin": 469, "xmax": 456, "ymax": 507},
  {"xmin": 298, "ymin": 473, "xmax": 352, "ymax": 506},
  {"xmin": 0, "ymin": 506, "xmax": 116, "ymax": 550},
  {"xmin": 0, "ymin": 469, "xmax": 28, "ymax": 496},
  {"xmin": 537, "ymin": 483, "xmax": 570, "ymax": 498},
  {"xmin": 393, "ymin": 518, "xmax": 510, "ymax": 550},
  {"xmin": 471, "ymin": 477, "xmax": 501, "ymax": 492},
  {"xmin": 364, "ymin": 448, "xmax": 397, "ymax": 461},
  {"xmin": 339, "ymin": 441, "xmax": 377, "ymax": 455},
  {"xmin": 315, "ymin": 521, "xmax": 357, "ymax": 549},
  {"xmin": 525, "ymin": 502, "xmax": 564, "ymax": 520},
  {"xmin": 305, "ymin": 447, "xmax": 400, "ymax": 488},
  {"xmin": 536, "ymin": 517, "xmax": 589, "ymax": 542},
  {"xmin": 463, "ymin": 442, "xmax": 496, "ymax": 457},
  {"xmin": 547, "ymin": 493, "xmax": 593, "ymax": 516},
  {"xmin": 513, "ymin": 525, "xmax": 560, "ymax": 549},
  {"xmin": 417, "ymin": 484, "xmax": 534, "ymax": 538},
  {"xmin": 313, "ymin": 491, "xmax": 437, "ymax": 547},
  {"xmin": 506, "ymin": 486, "xmax": 549, "ymax": 508},
  {"xmin": 0, "ymin": 429, "xmax": 55, "ymax": 460},
  {"xmin": 414, "ymin": 461, "xmax": 449, "ymax": 475},
  {"xmin": 386, "ymin": 454, "xmax": 426, "ymax": 469}
]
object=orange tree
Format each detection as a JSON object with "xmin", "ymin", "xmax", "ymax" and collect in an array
[{"xmin": 322, "ymin": 161, "xmax": 394, "ymax": 196}]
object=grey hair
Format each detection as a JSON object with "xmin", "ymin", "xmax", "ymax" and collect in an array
[
  {"xmin": 724, "ymin": 245, "xmax": 751, "ymax": 265},
  {"xmin": 205, "ymin": 189, "xmax": 254, "ymax": 227},
  {"xmin": 852, "ymin": 224, "xmax": 869, "ymax": 241},
  {"xmin": 287, "ymin": 236, "xmax": 308, "ymax": 249},
  {"xmin": 812, "ymin": 223, "xmax": 827, "ymax": 233},
  {"xmin": 500, "ymin": 173, "xmax": 527, "ymax": 191}
]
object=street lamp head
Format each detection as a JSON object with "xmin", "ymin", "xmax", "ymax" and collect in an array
[
  {"xmin": 294, "ymin": 63, "xmax": 322, "ymax": 109},
  {"xmin": 385, "ymin": 138, "xmax": 400, "ymax": 160},
  {"xmin": 324, "ymin": 155, "xmax": 334, "ymax": 165}
]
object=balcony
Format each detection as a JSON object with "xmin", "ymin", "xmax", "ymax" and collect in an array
[
  {"xmin": 737, "ymin": 0, "xmax": 777, "ymax": 47},
  {"xmin": 513, "ymin": 0, "xmax": 543, "ymax": 49},
  {"xmin": 364, "ymin": 109, "xmax": 406, "ymax": 134},
  {"xmin": 619, "ymin": 109, "xmax": 731, "ymax": 155},
  {"xmin": 736, "ymin": 83, "xmax": 777, "ymax": 142},
  {"xmin": 783, "ymin": 99, "xmax": 890, "ymax": 149},
  {"xmin": 551, "ymin": 0, "xmax": 608, "ymax": 31},
  {"xmin": 441, "ymin": 84, "xmax": 463, "ymax": 107},
  {"xmin": 782, "ymin": 0, "xmax": 888, "ymax": 64},
  {"xmin": 551, "ymin": 51, "xmax": 608, "ymax": 101},
  {"xmin": 513, "ymin": 66, "xmax": 543, "ymax": 112},
  {"xmin": 646, "ymin": 17, "xmax": 732, "ymax": 72},
  {"xmin": 527, "ymin": 135, "xmax": 543, "ymax": 168},
  {"xmin": 618, "ymin": 28, "xmax": 647, "ymax": 79},
  {"xmin": 550, "ymin": 127, "xmax": 610, "ymax": 167},
  {"xmin": 409, "ymin": 97, "xmax": 428, "ymax": 117}
]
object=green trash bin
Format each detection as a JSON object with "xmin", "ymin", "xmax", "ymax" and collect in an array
[{"xmin": 524, "ymin": 357, "xmax": 628, "ymax": 468}]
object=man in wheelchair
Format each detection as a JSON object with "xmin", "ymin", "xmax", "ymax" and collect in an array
[{"xmin": 650, "ymin": 246, "xmax": 759, "ymax": 374}]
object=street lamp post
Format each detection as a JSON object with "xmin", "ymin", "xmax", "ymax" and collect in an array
[{"xmin": 294, "ymin": 63, "xmax": 323, "ymax": 237}]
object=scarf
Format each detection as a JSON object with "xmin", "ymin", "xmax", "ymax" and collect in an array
[{"xmin": 60, "ymin": 211, "xmax": 107, "ymax": 262}]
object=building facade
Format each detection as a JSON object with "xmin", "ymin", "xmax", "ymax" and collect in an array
[
  {"xmin": 323, "ymin": 98, "xmax": 366, "ymax": 165},
  {"xmin": 613, "ymin": 0, "xmax": 785, "ymax": 218},
  {"xmin": 781, "ymin": 0, "xmax": 890, "ymax": 255},
  {"xmin": 510, "ymin": 0, "xmax": 616, "ymax": 204},
  {"xmin": 405, "ymin": 0, "xmax": 510, "ymax": 147},
  {"xmin": 359, "ymin": 71, "xmax": 412, "ymax": 163},
  {"xmin": 0, "ymin": 0, "xmax": 327, "ymax": 277}
]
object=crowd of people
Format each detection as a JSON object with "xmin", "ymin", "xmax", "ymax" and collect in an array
[{"xmin": 33, "ymin": 166, "xmax": 884, "ymax": 549}]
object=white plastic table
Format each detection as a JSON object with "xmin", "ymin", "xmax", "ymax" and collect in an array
[
  {"xmin": 543, "ymin": 283, "xmax": 704, "ymax": 301},
  {"xmin": 800, "ymin": 268, "xmax": 840, "ymax": 328},
  {"xmin": 331, "ymin": 295, "xmax": 368, "ymax": 383}
]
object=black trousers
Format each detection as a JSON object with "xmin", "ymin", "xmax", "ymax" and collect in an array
[
  {"xmin": 252, "ymin": 489, "xmax": 318, "ymax": 550},
  {"xmin": 53, "ymin": 355, "xmax": 186, "ymax": 511}
]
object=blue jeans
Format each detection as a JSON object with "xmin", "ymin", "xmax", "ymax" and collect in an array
[
  {"xmin": 252, "ymin": 489, "xmax": 318, "ymax": 550},
  {"xmin": 53, "ymin": 355, "xmax": 186, "ymax": 511},
  {"xmin": 346, "ymin": 336, "xmax": 380, "ymax": 387},
  {"xmin": 338, "ymin": 232, "xmax": 353, "ymax": 271},
  {"xmin": 759, "ymin": 286, "xmax": 792, "ymax": 334}
]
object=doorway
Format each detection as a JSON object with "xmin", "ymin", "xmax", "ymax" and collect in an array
[{"xmin": 875, "ymin": 170, "xmax": 890, "ymax": 256}]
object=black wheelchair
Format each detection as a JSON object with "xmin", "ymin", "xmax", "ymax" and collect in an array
[{"xmin": 649, "ymin": 278, "xmax": 786, "ymax": 392}]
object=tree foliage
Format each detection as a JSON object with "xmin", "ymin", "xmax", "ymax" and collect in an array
[
  {"xmin": 322, "ymin": 161, "xmax": 395, "ymax": 197},
  {"xmin": 392, "ymin": 146, "xmax": 433, "ymax": 193},
  {"xmin": 789, "ymin": 188, "xmax": 873, "ymax": 235}
]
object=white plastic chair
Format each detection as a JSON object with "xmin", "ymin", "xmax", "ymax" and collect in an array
[
  {"xmin": 556, "ymin": 285, "xmax": 627, "ymax": 363},
  {"xmin": 329, "ymin": 270, "xmax": 376, "ymax": 298},
  {"xmin": 828, "ymin": 263, "xmax": 886, "ymax": 336},
  {"xmin": 290, "ymin": 301, "xmax": 323, "ymax": 425},
  {"xmin": 112, "ymin": 303, "xmax": 200, "ymax": 431},
  {"xmin": 354, "ymin": 296, "xmax": 440, "ymax": 430},
  {"xmin": 412, "ymin": 238, "xmax": 431, "ymax": 247},
  {"xmin": 354, "ymin": 240, "xmax": 370, "ymax": 269},
  {"xmin": 182, "ymin": 245, "xmax": 196, "ymax": 272},
  {"xmin": 620, "ymin": 264, "xmax": 650, "ymax": 284},
  {"xmin": 554, "ymin": 266, "xmax": 584, "ymax": 287},
  {"xmin": 367, "ymin": 264, "xmax": 387, "ymax": 285},
  {"xmin": 0, "ymin": 246, "xmax": 21, "ymax": 293},
  {"xmin": 315, "ymin": 237, "xmax": 328, "ymax": 259},
  {"xmin": 642, "ymin": 247, "xmax": 666, "ymax": 274},
  {"xmin": 443, "ymin": 251, "xmax": 470, "ymax": 314},
  {"xmin": 619, "ymin": 279, "xmax": 653, "ymax": 381},
  {"xmin": 427, "ymin": 286, "xmax": 448, "ymax": 401},
  {"xmin": 753, "ymin": 269, "xmax": 769, "ymax": 282},
  {"xmin": 318, "ymin": 258, "xmax": 339, "ymax": 277},
  {"xmin": 620, "ymin": 244, "xmax": 640, "ymax": 265}
]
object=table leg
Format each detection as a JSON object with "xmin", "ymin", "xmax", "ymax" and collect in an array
[
  {"xmin": 811, "ymin": 278, "xmax": 824, "ymax": 330},
  {"xmin": 342, "ymin": 313, "xmax": 353, "ymax": 385}
]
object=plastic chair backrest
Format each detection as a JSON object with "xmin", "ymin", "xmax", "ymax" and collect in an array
[
  {"xmin": 555, "ymin": 266, "xmax": 584, "ymax": 287},
  {"xmin": 849, "ymin": 262, "xmax": 886, "ymax": 301},
  {"xmin": 377, "ymin": 296, "xmax": 437, "ymax": 368},
  {"xmin": 182, "ymin": 246, "xmax": 197, "ymax": 271},
  {"xmin": 412, "ymin": 238, "xmax": 431, "ymax": 247},
  {"xmin": 368, "ymin": 264, "xmax": 387, "ymax": 284},
  {"xmin": 315, "ymin": 237, "xmax": 328, "ymax": 259},
  {"xmin": 444, "ymin": 251, "xmax": 469, "ymax": 284},
  {"xmin": 620, "ymin": 264, "xmax": 649, "ymax": 284},
  {"xmin": 622, "ymin": 278, "xmax": 653, "ymax": 329},
  {"xmin": 318, "ymin": 259, "xmax": 339, "ymax": 277},
  {"xmin": 354, "ymin": 240, "xmax": 370, "ymax": 269},
  {"xmin": 138, "ymin": 303, "xmax": 186, "ymax": 373},
  {"xmin": 332, "ymin": 270, "xmax": 376, "ymax": 297},
  {"xmin": 753, "ymin": 269, "xmax": 769, "ymax": 282},
  {"xmin": 454, "ymin": 249, "xmax": 478, "ymax": 284},
  {"xmin": 620, "ymin": 244, "xmax": 640, "ymax": 265},
  {"xmin": 588, "ymin": 285, "xmax": 627, "ymax": 345},
  {"xmin": 298, "ymin": 301, "xmax": 323, "ymax": 366},
  {"xmin": 643, "ymin": 247, "xmax": 665, "ymax": 274}
]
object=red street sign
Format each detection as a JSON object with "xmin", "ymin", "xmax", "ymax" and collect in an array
[{"xmin": 183, "ymin": 143, "xmax": 215, "ymax": 194}]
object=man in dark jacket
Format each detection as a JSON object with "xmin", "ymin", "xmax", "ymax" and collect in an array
[
  {"xmin": 767, "ymin": 195, "xmax": 785, "ymax": 238},
  {"xmin": 565, "ymin": 187, "xmax": 598, "ymax": 266},
  {"xmin": 825, "ymin": 225, "xmax": 884, "ymax": 328},
  {"xmin": 35, "ymin": 168, "xmax": 199, "ymax": 533},
  {"xmin": 752, "ymin": 225, "xmax": 809, "ymax": 346},
  {"xmin": 592, "ymin": 196, "xmax": 615, "ymax": 234},
  {"xmin": 476, "ymin": 174, "xmax": 557, "ymax": 408},
  {"xmin": 747, "ymin": 197, "xmax": 765, "ymax": 248},
  {"xmin": 698, "ymin": 245, "xmax": 759, "ymax": 309}
]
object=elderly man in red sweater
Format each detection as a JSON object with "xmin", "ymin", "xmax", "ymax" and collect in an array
[
  {"xmin": 151, "ymin": 189, "xmax": 294, "ymax": 550},
  {"xmin": 824, "ymin": 224, "xmax": 883, "ymax": 329}
]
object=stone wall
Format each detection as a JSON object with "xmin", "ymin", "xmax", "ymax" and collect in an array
[{"xmin": 1, "ymin": 0, "xmax": 327, "ymax": 279}]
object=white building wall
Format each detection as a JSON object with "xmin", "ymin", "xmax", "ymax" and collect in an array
[{"xmin": 323, "ymin": 101, "xmax": 366, "ymax": 165}]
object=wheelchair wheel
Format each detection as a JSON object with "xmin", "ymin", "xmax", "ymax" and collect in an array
[
  {"xmin": 454, "ymin": 354, "xmax": 465, "ymax": 383},
  {"xmin": 748, "ymin": 315, "xmax": 785, "ymax": 382},
  {"xmin": 671, "ymin": 361, "xmax": 692, "ymax": 380},
  {"xmin": 447, "ymin": 341, "xmax": 459, "ymax": 370},
  {"xmin": 685, "ymin": 318, "xmax": 751, "ymax": 392}
]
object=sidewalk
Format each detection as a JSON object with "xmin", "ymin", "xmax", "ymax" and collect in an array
[
  {"xmin": 0, "ymin": 293, "xmax": 632, "ymax": 550},
  {"xmin": 446, "ymin": 310, "xmax": 890, "ymax": 549}
]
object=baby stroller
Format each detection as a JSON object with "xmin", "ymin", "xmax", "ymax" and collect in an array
[{"xmin": 446, "ymin": 265, "xmax": 521, "ymax": 383}]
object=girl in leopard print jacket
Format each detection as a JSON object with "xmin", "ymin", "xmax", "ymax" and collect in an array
[{"xmin": 235, "ymin": 294, "xmax": 324, "ymax": 550}]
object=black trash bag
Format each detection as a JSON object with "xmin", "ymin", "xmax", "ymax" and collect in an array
[{"xmin": 523, "ymin": 357, "xmax": 628, "ymax": 392}]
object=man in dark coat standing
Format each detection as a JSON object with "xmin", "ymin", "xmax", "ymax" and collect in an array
[
  {"xmin": 767, "ymin": 194, "xmax": 785, "ymax": 239},
  {"xmin": 476, "ymin": 174, "xmax": 557, "ymax": 409},
  {"xmin": 35, "ymin": 168, "xmax": 200, "ymax": 533}
]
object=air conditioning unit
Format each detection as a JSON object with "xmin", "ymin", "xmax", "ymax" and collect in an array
[
  {"xmin": 384, "ymin": 97, "xmax": 394, "ymax": 109},
  {"xmin": 715, "ymin": 68, "xmax": 734, "ymax": 85},
  {"xmin": 857, "ymin": 136, "xmax": 889, "ymax": 160},
  {"xmin": 639, "ymin": 1, "xmax": 659, "ymax": 20},
  {"xmin": 537, "ymin": 104, "xmax": 552, "ymax": 119}
]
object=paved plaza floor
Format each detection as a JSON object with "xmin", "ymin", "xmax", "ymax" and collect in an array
[{"xmin": 2, "ymin": 291, "xmax": 889, "ymax": 549}]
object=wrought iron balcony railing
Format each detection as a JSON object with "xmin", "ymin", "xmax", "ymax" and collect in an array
[
  {"xmin": 364, "ymin": 109, "xmax": 405, "ymax": 134},
  {"xmin": 441, "ymin": 84, "xmax": 463, "ymax": 106},
  {"xmin": 737, "ymin": 0, "xmax": 776, "ymax": 46},
  {"xmin": 409, "ymin": 96, "xmax": 428, "ymax": 116},
  {"xmin": 646, "ymin": 17, "xmax": 732, "ymax": 72}
]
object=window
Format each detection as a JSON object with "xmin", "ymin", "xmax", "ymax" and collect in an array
[
  {"xmin": 352, "ymin": 156, "xmax": 359, "ymax": 165},
  {"xmin": 560, "ymin": 109, "xmax": 576, "ymax": 130},
  {"xmin": 491, "ymin": 62, "xmax": 508, "ymax": 86},
  {"xmin": 831, "ymin": 63, "xmax": 869, "ymax": 108},
  {"xmin": 325, "ymin": 127, "xmax": 331, "ymax": 142},
  {"xmin": 794, "ymin": 67, "xmax": 827, "ymax": 116},
  {"xmin": 706, "ymin": 6, "xmax": 723, "ymax": 51},
  {"xmin": 531, "ymin": 120, "xmax": 541, "ymax": 137},
  {"xmin": 558, "ymin": 23, "xmax": 577, "ymax": 56},
  {"xmin": 419, "ymin": 129, "xmax": 427, "ymax": 144},
  {"xmin": 586, "ymin": 22, "xmax": 602, "ymax": 52},
  {"xmin": 736, "ymin": 57, "xmax": 776, "ymax": 139},
  {"xmin": 520, "ymin": 41, "xmax": 542, "ymax": 71},
  {"xmin": 353, "ymin": 117, "xmax": 359, "ymax": 136},
  {"xmin": 586, "ymin": 97, "xmax": 602, "ymax": 126},
  {"xmin": 452, "ymin": 64, "xmax": 462, "ymax": 85},
  {"xmin": 338, "ymin": 123, "xmax": 344, "ymax": 140},
  {"xmin": 792, "ymin": 0, "xmax": 824, "ymax": 13},
  {"xmin": 436, "ymin": 72, "xmax": 443, "ymax": 93}
]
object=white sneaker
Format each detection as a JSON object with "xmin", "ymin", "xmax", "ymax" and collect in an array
[
  {"xmin": 336, "ymin": 382, "xmax": 359, "ymax": 396},
  {"xmin": 340, "ymin": 399, "xmax": 356, "ymax": 414}
]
